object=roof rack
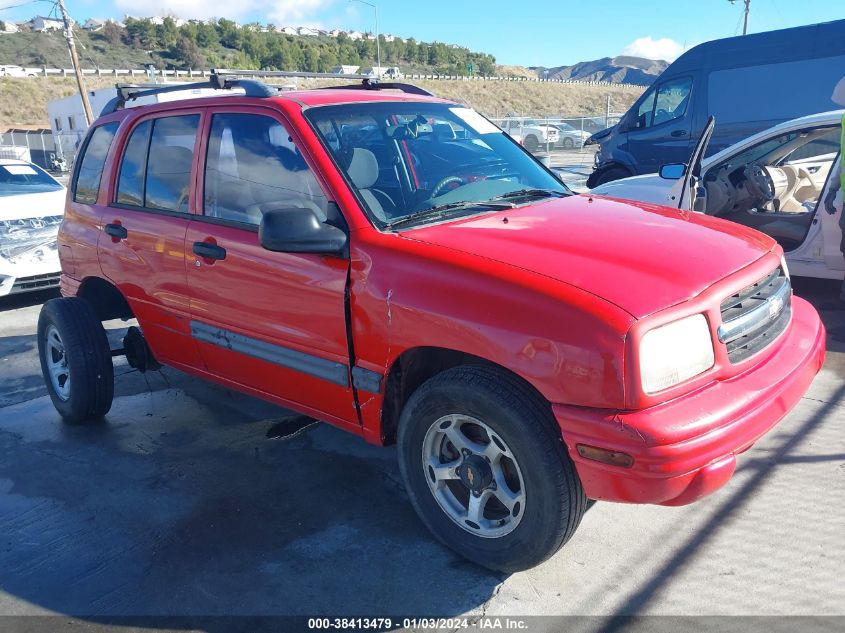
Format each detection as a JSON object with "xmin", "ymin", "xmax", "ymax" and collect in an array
[
  {"xmin": 100, "ymin": 70, "xmax": 277, "ymax": 115},
  {"xmin": 324, "ymin": 78, "xmax": 435, "ymax": 97}
]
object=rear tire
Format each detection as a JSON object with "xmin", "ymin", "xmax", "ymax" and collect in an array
[
  {"xmin": 523, "ymin": 135, "xmax": 539, "ymax": 152},
  {"xmin": 397, "ymin": 365, "xmax": 586, "ymax": 572},
  {"xmin": 37, "ymin": 297, "xmax": 114, "ymax": 424}
]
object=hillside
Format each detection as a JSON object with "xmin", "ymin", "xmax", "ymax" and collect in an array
[
  {"xmin": 0, "ymin": 19, "xmax": 496, "ymax": 77},
  {"xmin": 537, "ymin": 56, "xmax": 668, "ymax": 86},
  {"xmin": 0, "ymin": 76, "xmax": 644, "ymax": 129}
]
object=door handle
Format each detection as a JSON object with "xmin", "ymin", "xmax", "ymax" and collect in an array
[
  {"xmin": 104, "ymin": 223, "xmax": 127, "ymax": 240},
  {"xmin": 670, "ymin": 130, "xmax": 688, "ymax": 138},
  {"xmin": 192, "ymin": 241, "xmax": 227, "ymax": 261}
]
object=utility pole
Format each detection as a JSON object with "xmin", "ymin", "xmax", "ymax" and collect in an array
[
  {"xmin": 741, "ymin": 0, "xmax": 751, "ymax": 35},
  {"xmin": 350, "ymin": 0, "xmax": 380, "ymax": 75},
  {"xmin": 56, "ymin": 0, "xmax": 94, "ymax": 125},
  {"xmin": 730, "ymin": 0, "xmax": 751, "ymax": 35}
]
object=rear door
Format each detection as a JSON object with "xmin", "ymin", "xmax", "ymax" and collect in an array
[
  {"xmin": 185, "ymin": 107, "xmax": 356, "ymax": 428},
  {"xmin": 97, "ymin": 110, "xmax": 203, "ymax": 368},
  {"xmin": 625, "ymin": 76, "xmax": 694, "ymax": 174}
]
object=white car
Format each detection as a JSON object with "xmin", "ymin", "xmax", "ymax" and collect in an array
[
  {"xmin": 499, "ymin": 118, "xmax": 560, "ymax": 152},
  {"xmin": 551, "ymin": 122, "xmax": 591, "ymax": 149},
  {"xmin": 0, "ymin": 159, "xmax": 66, "ymax": 296},
  {"xmin": 592, "ymin": 111, "xmax": 845, "ymax": 281}
]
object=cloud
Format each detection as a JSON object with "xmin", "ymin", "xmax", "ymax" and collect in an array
[
  {"xmin": 114, "ymin": 0, "xmax": 334, "ymax": 24},
  {"xmin": 621, "ymin": 36, "xmax": 687, "ymax": 62}
]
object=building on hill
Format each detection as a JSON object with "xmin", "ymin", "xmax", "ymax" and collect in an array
[
  {"xmin": 29, "ymin": 16, "xmax": 64, "ymax": 32},
  {"xmin": 278, "ymin": 26, "xmax": 297, "ymax": 35},
  {"xmin": 82, "ymin": 19, "xmax": 106, "ymax": 31},
  {"xmin": 331, "ymin": 65, "xmax": 360, "ymax": 75},
  {"xmin": 297, "ymin": 26, "xmax": 319, "ymax": 36},
  {"xmin": 0, "ymin": 21, "xmax": 19, "ymax": 33}
]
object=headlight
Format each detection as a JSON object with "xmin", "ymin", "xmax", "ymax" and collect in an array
[{"xmin": 639, "ymin": 314, "xmax": 714, "ymax": 394}]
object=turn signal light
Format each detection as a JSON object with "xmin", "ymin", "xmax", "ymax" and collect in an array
[{"xmin": 576, "ymin": 444, "xmax": 634, "ymax": 468}]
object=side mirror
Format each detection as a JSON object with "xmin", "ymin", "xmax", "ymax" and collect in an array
[
  {"xmin": 259, "ymin": 207, "xmax": 348, "ymax": 256},
  {"xmin": 659, "ymin": 163, "xmax": 686, "ymax": 180}
]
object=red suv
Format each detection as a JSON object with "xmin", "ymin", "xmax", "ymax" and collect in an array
[{"xmin": 39, "ymin": 76, "xmax": 826, "ymax": 572}]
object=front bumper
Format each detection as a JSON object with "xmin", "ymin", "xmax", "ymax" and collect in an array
[
  {"xmin": 553, "ymin": 296, "xmax": 826, "ymax": 506},
  {"xmin": 0, "ymin": 251, "xmax": 61, "ymax": 296}
]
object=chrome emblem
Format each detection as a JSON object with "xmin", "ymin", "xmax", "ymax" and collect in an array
[{"xmin": 768, "ymin": 295, "xmax": 783, "ymax": 319}]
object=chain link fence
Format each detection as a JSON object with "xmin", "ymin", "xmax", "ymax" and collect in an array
[{"xmin": 489, "ymin": 115, "xmax": 622, "ymax": 190}]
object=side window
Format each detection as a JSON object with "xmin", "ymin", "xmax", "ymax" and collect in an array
[
  {"xmin": 204, "ymin": 113, "xmax": 328, "ymax": 226},
  {"xmin": 634, "ymin": 89, "xmax": 656, "ymax": 129},
  {"xmin": 73, "ymin": 122, "xmax": 119, "ymax": 204},
  {"xmin": 652, "ymin": 77, "xmax": 692, "ymax": 126},
  {"xmin": 116, "ymin": 120, "xmax": 152, "ymax": 207},
  {"xmin": 144, "ymin": 115, "xmax": 199, "ymax": 212},
  {"xmin": 114, "ymin": 116, "xmax": 198, "ymax": 212}
]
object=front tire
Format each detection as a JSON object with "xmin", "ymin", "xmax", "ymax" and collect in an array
[
  {"xmin": 37, "ymin": 297, "xmax": 114, "ymax": 424},
  {"xmin": 592, "ymin": 166, "xmax": 632, "ymax": 186},
  {"xmin": 397, "ymin": 365, "xmax": 586, "ymax": 572},
  {"xmin": 562, "ymin": 137, "xmax": 575, "ymax": 149}
]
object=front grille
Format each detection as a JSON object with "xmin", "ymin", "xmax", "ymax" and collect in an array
[
  {"xmin": 11, "ymin": 272, "xmax": 61, "ymax": 293},
  {"xmin": 718, "ymin": 266, "xmax": 791, "ymax": 363}
]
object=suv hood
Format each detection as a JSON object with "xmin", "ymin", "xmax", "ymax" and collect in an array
[
  {"xmin": 403, "ymin": 194, "xmax": 774, "ymax": 319},
  {"xmin": 0, "ymin": 188, "xmax": 66, "ymax": 221}
]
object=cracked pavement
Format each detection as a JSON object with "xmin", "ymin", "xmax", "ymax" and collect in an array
[{"xmin": 0, "ymin": 278, "xmax": 843, "ymax": 626}]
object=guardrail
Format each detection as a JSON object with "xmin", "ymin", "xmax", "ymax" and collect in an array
[{"xmin": 1, "ymin": 66, "xmax": 644, "ymax": 89}]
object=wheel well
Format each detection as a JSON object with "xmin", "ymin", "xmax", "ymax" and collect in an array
[
  {"xmin": 77, "ymin": 277, "xmax": 134, "ymax": 321},
  {"xmin": 379, "ymin": 346, "xmax": 551, "ymax": 445}
]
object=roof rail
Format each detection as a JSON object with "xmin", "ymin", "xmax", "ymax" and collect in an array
[
  {"xmin": 324, "ymin": 78, "xmax": 435, "ymax": 97},
  {"xmin": 99, "ymin": 70, "xmax": 277, "ymax": 116}
]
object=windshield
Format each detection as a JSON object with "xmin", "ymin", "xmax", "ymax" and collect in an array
[
  {"xmin": 305, "ymin": 102, "xmax": 569, "ymax": 229},
  {"xmin": 0, "ymin": 163, "xmax": 63, "ymax": 197}
]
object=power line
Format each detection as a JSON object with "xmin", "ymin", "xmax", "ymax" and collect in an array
[{"xmin": 0, "ymin": 0, "xmax": 52, "ymax": 12}]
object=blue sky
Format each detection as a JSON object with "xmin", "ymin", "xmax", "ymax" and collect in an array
[{"xmin": 1, "ymin": 0, "xmax": 843, "ymax": 66}]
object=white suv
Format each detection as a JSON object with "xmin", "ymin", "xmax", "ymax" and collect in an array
[{"xmin": 499, "ymin": 118, "xmax": 560, "ymax": 152}]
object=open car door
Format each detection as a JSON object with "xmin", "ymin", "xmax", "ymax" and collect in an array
[{"xmin": 662, "ymin": 116, "xmax": 716, "ymax": 211}]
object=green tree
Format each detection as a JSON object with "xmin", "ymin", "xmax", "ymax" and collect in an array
[
  {"xmin": 125, "ymin": 17, "xmax": 157, "ymax": 48},
  {"xmin": 156, "ymin": 17, "xmax": 179, "ymax": 49},
  {"xmin": 172, "ymin": 36, "xmax": 204, "ymax": 69},
  {"xmin": 102, "ymin": 20, "xmax": 124, "ymax": 46},
  {"xmin": 303, "ymin": 46, "xmax": 320, "ymax": 72},
  {"xmin": 196, "ymin": 22, "xmax": 219, "ymax": 48}
]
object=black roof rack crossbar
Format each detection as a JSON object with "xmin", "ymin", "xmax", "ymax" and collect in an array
[
  {"xmin": 324, "ymin": 78, "xmax": 434, "ymax": 97},
  {"xmin": 100, "ymin": 71, "xmax": 277, "ymax": 115}
]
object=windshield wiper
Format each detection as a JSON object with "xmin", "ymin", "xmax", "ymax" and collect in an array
[
  {"xmin": 488, "ymin": 188, "xmax": 568, "ymax": 201},
  {"xmin": 386, "ymin": 200, "xmax": 515, "ymax": 230}
]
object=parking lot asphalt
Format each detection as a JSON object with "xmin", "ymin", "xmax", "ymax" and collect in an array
[{"xmin": 0, "ymin": 279, "xmax": 843, "ymax": 625}]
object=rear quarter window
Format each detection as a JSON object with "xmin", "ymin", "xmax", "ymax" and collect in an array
[{"xmin": 73, "ymin": 122, "xmax": 119, "ymax": 204}]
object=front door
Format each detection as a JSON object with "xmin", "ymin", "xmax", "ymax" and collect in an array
[
  {"xmin": 97, "ymin": 111, "xmax": 203, "ymax": 368},
  {"xmin": 185, "ymin": 108, "xmax": 356, "ymax": 428},
  {"xmin": 625, "ymin": 76, "xmax": 694, "ymax": 175}
]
